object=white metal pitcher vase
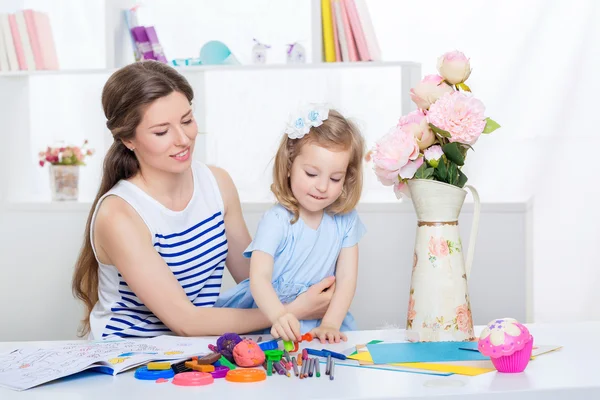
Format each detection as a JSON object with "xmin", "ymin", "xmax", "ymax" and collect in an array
[{"xmin": 405, "ymin": 179, "xmax": 480, "ymax": 342}]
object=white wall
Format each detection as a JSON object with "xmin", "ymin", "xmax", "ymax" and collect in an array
[{"xmin": 0, "ymin": 202, "xmax": 528, "ymax": 341}]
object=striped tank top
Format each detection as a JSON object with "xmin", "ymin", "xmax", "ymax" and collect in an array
[{"xmin": 88, "ymin": 161, "xmax": 228, "ymax": 339}]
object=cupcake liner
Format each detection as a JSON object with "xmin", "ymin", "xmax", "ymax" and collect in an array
[{"xmin": 491, "ymin": 337, "xmax": 533, "ymax": 373}]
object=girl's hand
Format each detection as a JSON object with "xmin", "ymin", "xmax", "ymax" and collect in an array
[
  {"xmin": 271, "ymin": 312, "xmax": 302, "ymax": 342},
  {"xmin": 289, "ymin": 276, "xmax": 336, "ymax": 320},
  {"xmin": 309, "ymin": 325, "xmax": 347, "ymax": 344}
]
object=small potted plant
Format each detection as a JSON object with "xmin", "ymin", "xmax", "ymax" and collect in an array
[{"xmin": 38, "ymin": 140, "xmax": 95, "ymax": 201}]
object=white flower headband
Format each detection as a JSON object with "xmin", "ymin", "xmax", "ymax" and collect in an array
[{"xmin": 284, "ymin": 103, "xmax": 330, "ymax": 140}]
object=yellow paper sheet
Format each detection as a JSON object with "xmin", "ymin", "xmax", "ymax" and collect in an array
[{"xmin": 391, "ymin": 362, "xmax": 494, "ymax": 376}]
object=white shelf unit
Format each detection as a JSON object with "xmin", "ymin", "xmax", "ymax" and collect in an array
[{"xmin": 0, "ymin": 61, "xmax": 421, "ymax": 207}]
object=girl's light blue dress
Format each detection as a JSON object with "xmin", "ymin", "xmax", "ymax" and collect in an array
[{"xmin": 214, "ymin": 204, "xmax": 366, "ymax": 333}]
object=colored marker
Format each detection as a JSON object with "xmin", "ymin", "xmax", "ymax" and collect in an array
[
  {"xmin": 305, "ymin": 348, "xmax": 347, "ymax": 360},
  {"xmin": 291, "ymin": 357, "xmax": 299, "ymax": 376},
  {"xmin": 308, "ymin": 358, "xmax": 315, "ymax": 377},
  {"xmin": 273, "ymin": 361, "xmax": 286, "ymax": 375},
  {"xmin": 329, "ymin": 359, "xmax": 335, "ymax": 380},
  {"xmin": 302, "ymin": 348, "xmax": 308, "ymax": 360},
  {"xmin": 300, "ymin": 358, "xmax": 307, "ymax": 379},
  {"xmin": 326, "ymin": 355, "xmax": 332, "ymax": 375},
  {"xmin": 283, "ymin": 350, "xmax": 292, "ymax": 363},
  {"xmin": 315, "ymin": 358, "xmax": 321, "ymax": 377}
]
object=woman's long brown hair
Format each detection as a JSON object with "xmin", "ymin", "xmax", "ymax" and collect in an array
[{"xmin": 72, "ymin": 61, "xmax": 194, "ymax": 336}]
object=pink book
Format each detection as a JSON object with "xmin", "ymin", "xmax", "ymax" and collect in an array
[
  {"xmin": 344, "ymin": 0, "xmax": 371, "ymax": 61},
  {"xmin": 339, "ymin": 0, "xmax": 359, "ymax": 62},
  {"xmin": 23, "ymin": 9, "xmax": 42, "ymax": 69},
  {"xmin": 330, "ymin": 0, "xmax": 341, "ymax": 62},
  {"xmin": 8, "ymin": 13, "xmax": 26, "ymax": 70},
  {"xmin": 33, "ymin": 11, "xmax": 59, "ymax": 69}
]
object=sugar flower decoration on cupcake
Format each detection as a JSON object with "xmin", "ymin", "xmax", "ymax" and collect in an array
[
  {"xmin": 284, "ymin": 103, "xmax": 330, "ymax": 139},
  {"xmin": 478, "ymin": 318, "xmax": 532, "ymax": 358}
]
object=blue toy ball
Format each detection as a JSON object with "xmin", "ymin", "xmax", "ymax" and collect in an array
[{"xmin": 199, "ymin": 41, "xmax": 239, "ymax": 65}]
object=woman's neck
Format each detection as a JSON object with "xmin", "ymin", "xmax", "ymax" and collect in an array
[{"xmin": 130, "ymin": 165, "xmax": 194, "ymax": 212}]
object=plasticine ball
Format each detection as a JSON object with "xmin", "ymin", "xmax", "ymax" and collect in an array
[{"xmin": 232, "ymin": 339, "xmax": 265, "ymax": 367}]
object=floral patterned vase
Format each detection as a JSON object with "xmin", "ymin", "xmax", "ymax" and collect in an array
[
  {"xmin": 405, "ymin": 179, "xmax": 481, "ymax": 342},
  {"xmin": 49, "ymin": 165, "xmax": 80, "ymax": 201}
]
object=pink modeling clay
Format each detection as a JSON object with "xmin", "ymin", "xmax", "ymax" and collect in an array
[{"xmin": 232, "ymin": 339, "xmax": 266, "ymax": 367}]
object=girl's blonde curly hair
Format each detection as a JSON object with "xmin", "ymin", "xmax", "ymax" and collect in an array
[{"xmin": 271, "ymin": 109, "xmax": 365, "ymax": 223}]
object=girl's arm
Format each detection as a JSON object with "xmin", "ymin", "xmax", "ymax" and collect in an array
[
  {"xmin": 310, "ymin": 244, "xmax": 359, "ymax": 343},
  {"xmin": 94, "ymin": 197, "xmax": 311, "ymax": 337},
  {"xmin": 250, "ymin": 251, "xmax": 302, "ymax": 342},
  {"xmin": 208, "ymin": 166, "xmax": 251, "ymax": 284}
]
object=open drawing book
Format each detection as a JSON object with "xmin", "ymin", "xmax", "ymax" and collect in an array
[{"xmin": 0, "ymin": 335, "xmax": 214, "ymax": 391}]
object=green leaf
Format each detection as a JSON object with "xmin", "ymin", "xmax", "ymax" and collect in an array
[
  {"xmin": 429, "ymin": 123, "xmax": 452, "ymax": 138},
  {"xmin": 435, "ymin": 156, "xmax": 448, "ymax": 182},
  {"xmin": 434, "ymin": 155, "xmax": 448, "ymax": 181},
  {"xmin": 447, "ymin": 162, "xmax": 458, "ymax": 185},
  {"xmin": 482, "ymin": 117, "xmax": 501, "ymax": 134},
  {"xmin": 414, "ymin": 162, "xmax": 434, "ymax": 180},
  {"xmin": 457, "ymin": 82, "xmax": 471, "ymax": 92},
  {"xmin": 457, "ymin": 168, "xmax": 468, "ymax": 188},
  {"xmin": 442, "ymin": 142, "xmax": 465, "ymax": 166}
]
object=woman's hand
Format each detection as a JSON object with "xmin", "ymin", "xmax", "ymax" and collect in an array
[{"xmin": 288, "ymin": 276, "xmax": 335, "ymax": 320}]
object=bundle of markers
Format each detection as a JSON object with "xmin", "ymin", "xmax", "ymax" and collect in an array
[{"xmin": 263, "ymin": 348, "xmax": 341, "ymax": 380}]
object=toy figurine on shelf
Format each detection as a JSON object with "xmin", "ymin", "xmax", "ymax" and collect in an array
[
  {"xmin": 286, "ymin": 42, "xmax": 306, "ymax": 64},
  {"xmin": 252, "ymin": 38, "xmax": 271, "ymax": 64}
]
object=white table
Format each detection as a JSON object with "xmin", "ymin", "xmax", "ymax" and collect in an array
[{"xmin": 1, "ymin": 322, "xmax": 599, "ymax": 400}]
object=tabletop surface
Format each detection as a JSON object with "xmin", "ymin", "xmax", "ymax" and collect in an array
[{"xmin": 1, "ymin": 322, "xmax": 599, "ymax": 400}]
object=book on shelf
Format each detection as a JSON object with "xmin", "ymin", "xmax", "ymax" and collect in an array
[
  {"xmin": 320, "ymin": 0, "xmax": 381, "ymax": 63},
  {"xmin": 0, "ymin": 9, "xmax": 59, "ymax": 72},
  {"xmin": 124, "ymin": 6, "xmax": 168, "ymax": 64}
]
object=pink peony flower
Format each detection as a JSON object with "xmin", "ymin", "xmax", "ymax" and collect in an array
[
  {"xmin": 370, "ymin": 125, "xmax": 422, "ymax": 186},
  {"xmin": 437, "ymin": 50, "xmax": 471, "ymax": 85},
  {"xmin": 398, "ymin": 110, "xmax": 436, "ymax": 150},
  {"xmin": 455, "ymin": 304, "xmax": 473, "ymax": 333},
  {"xmin": 429, "ymin": 236, "xmax": 449, "ymax": 257},
  {"xmin": 427, "ymin": 91, "xmax": 486, "ymax": 145},
  {"xmin": 410, "ymin": 74, "xmax": 454, "ymax": 110}
]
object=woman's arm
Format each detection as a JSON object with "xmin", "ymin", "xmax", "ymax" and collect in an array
[
  {"xmin": 208, "ymin": 166, "xmax": 251, "ymax": 284},
  {"xmin": 310, "ymin": 244, "xmax": 359, "ymax": 343},
  {"xmin": 94, "ymin": 196, "xmax": 271, "ymax": 336},
  {"xmin": 94, "ymin": 196, "xmax": 327, "ymax": 337}
]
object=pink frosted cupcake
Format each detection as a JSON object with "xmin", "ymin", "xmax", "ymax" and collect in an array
[{"xmin": 478, "ymin": 318, "xmax": 533, "ymax": 373}]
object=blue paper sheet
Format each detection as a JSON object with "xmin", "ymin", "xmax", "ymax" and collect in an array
[{"xmin": 366, "ymin": 342, "xmax": 489, "ymax": 364}]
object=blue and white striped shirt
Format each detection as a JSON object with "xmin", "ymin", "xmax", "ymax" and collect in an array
[{"xmin": 89, "ymin": 161, "xmax": 227, "ymax": 339}]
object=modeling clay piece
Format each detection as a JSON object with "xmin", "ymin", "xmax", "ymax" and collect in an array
[
  {"xmin": 216, "ymin": 333, "xmax": 243, "ymax": 362},
  {"xmin": 197, "ymin": 352, "xmax": 222, "ymax": 365},
  {"xmin": 232, "ymin": 339, "xmax": 265, "ymax": 367}
]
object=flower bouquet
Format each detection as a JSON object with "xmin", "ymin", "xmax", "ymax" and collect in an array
[
  {"xmin": 38, "ymin": 140, "xmax": 95, "ymax": 201},
  {"xmin": 368, "ymin": 50, "xmax": 500, "ymax": 198}
]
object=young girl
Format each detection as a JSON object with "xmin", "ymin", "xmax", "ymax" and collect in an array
[{"xmin": 215, "ymin": 104, "xmax": 366, "ymax": 343}]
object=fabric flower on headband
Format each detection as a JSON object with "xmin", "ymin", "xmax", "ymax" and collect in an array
[{"xmin": 284, "ymin": 104, "xmax": 330, "ymax": 139}]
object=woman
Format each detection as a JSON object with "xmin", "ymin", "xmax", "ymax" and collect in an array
[{"xmin": 72, "ymin": 60, "xmax": 335, "ymax": 340}]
